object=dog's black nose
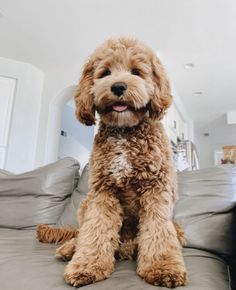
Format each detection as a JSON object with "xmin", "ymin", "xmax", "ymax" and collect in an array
[{"xmin": 111, "ymin": 82, "xmax": 127, "ymax": 97}]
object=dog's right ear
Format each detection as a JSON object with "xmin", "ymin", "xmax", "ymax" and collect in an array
[
  {"xmin": 149, "ymin": 54, "xmax": 172, "ymax": 120},
  {"xmin": 75, "ymin": 59, "xmax": 96, "ymax": 126}
]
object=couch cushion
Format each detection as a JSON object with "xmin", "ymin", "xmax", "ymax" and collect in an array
[
  {"xmin": 57, "ymin": 163, "xmax": 89, "ymax": 227},
  {"xmin": 0, "ymin": 168, "xmax": 13, "ymax": 177},
  {"xmin": 0, "ymin": 157, "xmax": 80, "ymax": 229},
  {"xmin": 175, "ymin": 165, "xmax": 236, "ymax": 259},
  {"xmin": 0, "ymin": 228, "xmax": 230, "ymax": 290}
]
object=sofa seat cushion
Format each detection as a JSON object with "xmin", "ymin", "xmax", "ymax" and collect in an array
[
  {"xmin": 0, "ymin": 157, "xmax": 80, "ymax": 229},
  {"xmin": 0, "ymin": 228, "xmax": 231, "ymax": 290}
]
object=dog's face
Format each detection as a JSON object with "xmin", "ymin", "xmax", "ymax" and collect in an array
[{"xmin": 75, "ymin": 38, "xmax": 172, "ymax": 127}]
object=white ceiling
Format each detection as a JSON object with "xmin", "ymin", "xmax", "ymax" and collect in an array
[{"xmin": 0, "ymin": 0, "xmax": 236, "ymax": 130}]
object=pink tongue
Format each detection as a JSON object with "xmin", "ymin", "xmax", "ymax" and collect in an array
[{"xmin": 112, "ymin": 105, "xmax": 128, "ymax": 112}]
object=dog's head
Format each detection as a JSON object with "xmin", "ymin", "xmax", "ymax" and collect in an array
[{"xmin": 75, "ymin": 37, "xmax": 172, "ymax": 127}]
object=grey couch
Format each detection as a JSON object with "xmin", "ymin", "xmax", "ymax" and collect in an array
[{"xmin": 0, "ymin": 157, "xmax": 235, "ymax": 290}]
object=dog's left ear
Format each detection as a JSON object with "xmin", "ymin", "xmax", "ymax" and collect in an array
[
  {"xmin": 75, "ymin": 58, "xmax": 96, "ymax": 126},
  {"xmin": 149, "ymin": 54, "xmax": 172, "ymax": 120}
]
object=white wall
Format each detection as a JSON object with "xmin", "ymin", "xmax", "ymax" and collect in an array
[
  {"xmin": 172, "ymin": 84, "xmax": 194, "ymax": 143},
  {"xmin": 0, "ymin": 76, "xmax": 16, "ymax": 168},
  {"xmin": 0, "ymin": 57, "xmax": 44, "ymax": 173},
  {"xmin": 35, "ymin": 64, "xmax": 82, "ymax": 167}
]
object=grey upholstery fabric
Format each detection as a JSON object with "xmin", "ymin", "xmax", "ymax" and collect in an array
[
  {"xmin": 175, "ymin": 165, "xmax": 236, "ymax": 259},
  {"xmin": 76, "ymin": 163, "xmax": 90, "ymax": 196},
  {"xmin": 0, "ymin": 161, "xmax": 235, "ymax": 290},
  {"xmin": 0, "ymin": 168, "xmax": 13, "ymax": 176},
  {"xmin": 0, "ymin": 157, "xmax": 80, "ymax": 229},
  {"xmin": 0, "ymin": 228, "xmax": 230, "ymax": 290},
  {"xmin": 57, "ymin": 163, "xmax": 89, "ymax": 227}
]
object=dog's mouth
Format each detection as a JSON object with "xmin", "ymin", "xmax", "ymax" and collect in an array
[
  {"xmin": 112, "ymin": 104, "xmax": 128, "ymax": 112},
  {"xmin": 96, "ymin": 102, "xmax": 149, "ymax": 115}
]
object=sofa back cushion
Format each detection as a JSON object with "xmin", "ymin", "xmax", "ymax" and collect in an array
[
  {"xmin": 0, "ymin": 157, "xmax": 80, "ymax": 229},
  {"xmin": 0, "ymin": 169, "xmax": 13, "ymax": 177},
  {"xmin": 57, "ymin": 163, "xmax": 89, "ymax": 227},
  {"xmin": 174, "ymin": 165, "xmax": 236, "ymax": 259}
]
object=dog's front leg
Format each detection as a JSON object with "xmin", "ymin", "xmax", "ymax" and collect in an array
[
  {"xmin": 64, "ymin": 192, "xmax": 123, "ymax": 287},
  {"xmin": 137, "ymin": 190, "xmax": 187, "ymax": 288}
]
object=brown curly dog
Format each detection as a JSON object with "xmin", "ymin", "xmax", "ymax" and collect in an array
[{"xmin": 37, "ymin": 37, "xmax": 187, "ymax": 288}]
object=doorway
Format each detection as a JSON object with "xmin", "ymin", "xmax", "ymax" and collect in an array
[{"xmin": 58, "ymin": 98, "xmax": 94, "ymax": 169}]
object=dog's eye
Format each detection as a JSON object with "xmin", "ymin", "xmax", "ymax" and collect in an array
[
  {"xmin": 99, "ymin": 69, "xmax": 111, "ymax": 78},
  {"xmin": 131, "ymin": 68, "xmax": 141, "ymax": 76}
]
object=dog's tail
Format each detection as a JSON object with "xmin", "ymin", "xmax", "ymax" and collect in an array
[
  {"xmin": 36, "ymin": 224, "xmax": 78, "ymax": 244},
  {"xmin": 173, "ymin": 221, "xmax": 187, "ymax": 247}
]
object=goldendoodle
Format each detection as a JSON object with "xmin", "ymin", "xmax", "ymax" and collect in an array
[{"xmin": 37, "ymin": 37, "xmax": 187, "ymax": 288}]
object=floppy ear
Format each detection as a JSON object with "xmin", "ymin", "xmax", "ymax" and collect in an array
[
  {"xmin": 75, "ymin": 58, "xmax": 96, "ymax": 126},
  {"xmin": 149, "ymin": 54, "xmax": 172, "ymax": 120}
]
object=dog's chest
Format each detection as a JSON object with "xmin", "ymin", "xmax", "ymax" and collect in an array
[
  {"xmin": 108, "ymin": 137, "xmax": 132, "ymax": 183},
  {"xmin": 97, "ymin": 131, "xmax": 162, "ymax": 189}
]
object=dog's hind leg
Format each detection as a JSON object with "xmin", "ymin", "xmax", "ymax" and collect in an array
[{"xmin": 116, "ymin": 239, "xmax": 138, "ymax": 261}]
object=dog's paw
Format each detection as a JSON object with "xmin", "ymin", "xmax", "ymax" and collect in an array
[
  {"xmin": 55, "ymin": 238, "xmax": 76, "ymax": 261},
  {"xmin": 64, "ymin": 262, "xmax": 112, "ymax": 287},
  {"xmin": 55, "ymin": 246, "xmax": 73, "ymax": 261},
  {"xmin": 138, "ymin": 264, "xmax": 187, "ymax": 288}
]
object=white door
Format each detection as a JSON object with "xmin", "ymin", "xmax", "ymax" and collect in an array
[{"xmin": 0, "ymin": 76, "xmax": 16, "ymax": 169}]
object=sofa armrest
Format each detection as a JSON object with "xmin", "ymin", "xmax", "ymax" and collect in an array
[
  {"xmin": 0, "ymin": 157, "xmax": 80, "ymax": 229},
  {"xmin": 0, "ymin": 168, "xmax": 13, "ymax": 176}
]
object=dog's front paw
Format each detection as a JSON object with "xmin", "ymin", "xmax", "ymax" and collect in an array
[
  {"xmin": 64, "ymin": 262, "xmax": 112, "ymax": 287},
  {"xmin": 138, "ymin": 263, "xmax": 187, "ymax": 288}
]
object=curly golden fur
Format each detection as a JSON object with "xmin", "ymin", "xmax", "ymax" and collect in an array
[
  {"xmin": 37, "ymin": 222, "xmax": 185, "ymax": 262},
  {"xmin": 38, "ymin": 37, "xmax": 187, "ymax": 288}
]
